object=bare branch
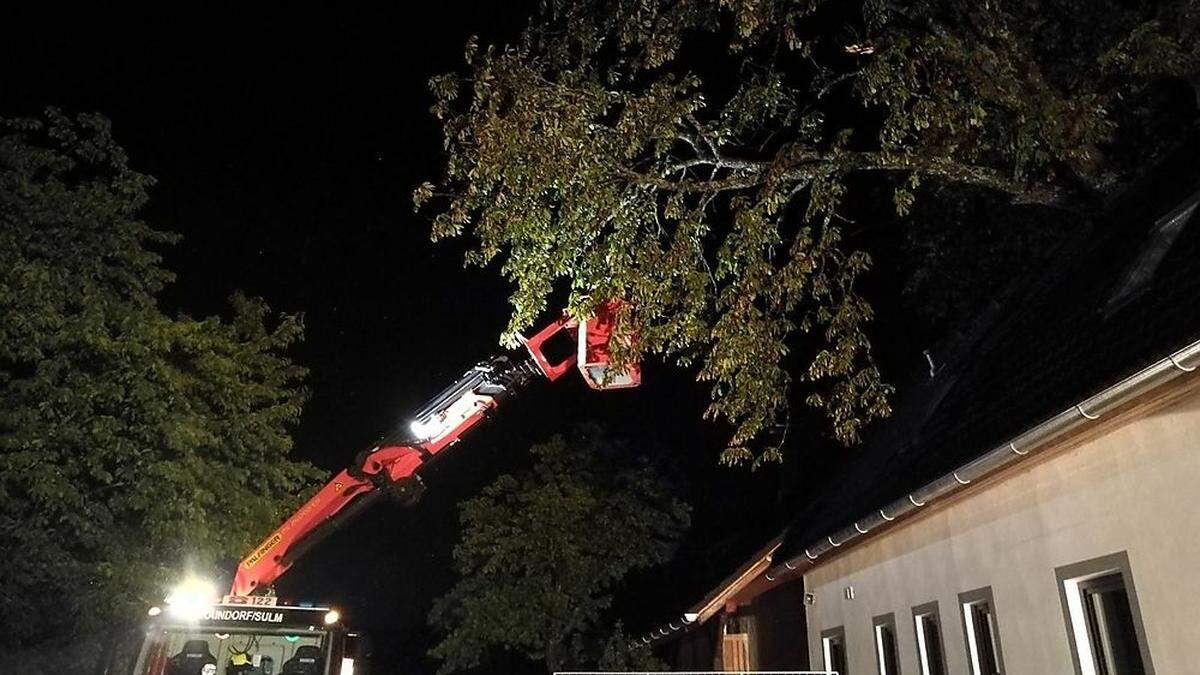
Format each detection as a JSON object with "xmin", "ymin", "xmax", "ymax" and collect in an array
[
  {"xmin": 815, "ymin": 70, "xmax": 861, "ymax": 99},
  {"xmin": 626, "ymin": 149, "xmax": 1077, "ymax": 207}
]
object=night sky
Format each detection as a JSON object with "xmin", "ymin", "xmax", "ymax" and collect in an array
[{"xmin": 4, "ymin": 5, "xmax": 807, "ymax": 672}]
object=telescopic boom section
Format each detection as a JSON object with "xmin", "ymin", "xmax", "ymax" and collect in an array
[{"xmin": 230, "ymin": 304, "xmax": 639, "ymax": 596}]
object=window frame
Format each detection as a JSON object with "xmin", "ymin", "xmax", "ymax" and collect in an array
[
  {"xmin": 958, "ymin": 586, "xmax": 1005, "ymax": 675},
  {"xmin": 821, "ymin": 625, "xmax": 848, "ymax": 675},
  {"xmin": 1055, "ymin": 551, "xmax": 1155, "ymax": 675},
  {"xmin": 911, "ymin": 601, "xmax": 948, "ymax": 675},
  {"xmin": 873, "ymin": 612, "xmax": 902, "ymax": 675}
]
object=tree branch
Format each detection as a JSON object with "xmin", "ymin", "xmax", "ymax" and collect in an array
[
  {"xmin": 624, "ymin": 150, "xmax": 1077, "ymax": 207},
  {"xmin": 815, "ymin": 70, "xmax": 861, "ymax": 99}
]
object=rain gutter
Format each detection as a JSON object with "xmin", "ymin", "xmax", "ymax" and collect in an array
[{"xmin": 763, "ymin": 337, "xmax": 1200, "ymax": 578}]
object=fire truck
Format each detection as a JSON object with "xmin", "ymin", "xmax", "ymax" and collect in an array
[{"xmin": 127, "ymin": 303, "xmax": 640, "ymax": 675}]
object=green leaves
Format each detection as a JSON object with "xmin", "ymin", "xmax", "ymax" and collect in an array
[
  {"xmin": 417, "ymin": 0, "xmax": 1197, "ymax": 465},
  {"xmin": 429, "ymin": 427, "xmax": 689, "ymax": 673},
  {"xmin": 0, "ymin": 109, "xmax": 320, "ymax": 646}
]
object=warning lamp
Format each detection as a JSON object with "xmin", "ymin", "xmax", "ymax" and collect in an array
[
  {"xmin": 165, "ymin": 577, "xmax": 217, "ymax": 620},
  {"xmin": 409, "ymin": 417, "xmax": 446, "ymax": 441}
]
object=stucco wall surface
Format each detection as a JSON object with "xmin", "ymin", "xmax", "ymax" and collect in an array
[{"xmin": 805, "ymin": 388, "xmax": 1200, "ymax": 674}]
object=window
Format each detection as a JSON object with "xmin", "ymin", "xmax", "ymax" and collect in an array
[
  {"xmin": 1056, "ymin": 552, "xmax": 1154, "ymax": 675},
  {"xmin": 1081, "ymin": 575, "xmax": 1143, "ymax": 673},
  {"xmin": 912, "ymin": 602, "xmax": 947, "ymax": 675},
  {"xmin": 821, "ymin": 625, "xmax": 848, "ymax": 674},
  {"xmin": 873, "ymin": 613, "xmax": 901, "ymax": 675},
  {"xmin": 131, "ymin": 627, "xmax": 327, "ymax": 675},
  {"xmin": 959, "ymin": 587, "xmax": 1004, "ymax": 675}
]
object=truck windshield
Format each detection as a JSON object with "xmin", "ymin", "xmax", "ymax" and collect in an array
[{"xmin": 131, "ymin": 625, "xmax": 328, "ymax": 675}]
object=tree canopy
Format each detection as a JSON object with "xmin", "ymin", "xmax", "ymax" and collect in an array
[
  {"xmin": 0, "ymin": 109, "xmax": 321, "ymax": 652},
  {"xmin": 417, "ymin": 0, "xmax": 1199, "ymax": 465},
  {"xmin": 429, "ymin": 427, "xmax": 689, "ymax": 673}
]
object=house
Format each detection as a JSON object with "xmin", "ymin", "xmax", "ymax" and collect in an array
[{"xmin": 642, "ymin": 137, "xmax": 1200, "ymax": 675}]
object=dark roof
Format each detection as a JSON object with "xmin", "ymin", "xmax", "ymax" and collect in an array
[{"xmin": 777, "ymin": 134, "xmax": 1200, "ymax": 562}]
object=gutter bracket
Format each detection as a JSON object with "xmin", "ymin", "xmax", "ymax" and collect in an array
[{"xmin": 1170, "ymin": 354, "xmax": 1197, "ymax": 372}]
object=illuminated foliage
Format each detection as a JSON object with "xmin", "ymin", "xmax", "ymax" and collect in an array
[
  {"xmin": 418, "ymin": 0, "xmax": 1198, "ymax": 465},
  {"xmin": 0, "ymin": 109, "xmax": 321, "ymax": 646}
]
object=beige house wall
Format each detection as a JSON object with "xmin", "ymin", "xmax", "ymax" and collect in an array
[{"xmin": 804, "ymin": 386, "xmax": 1200, "ymax": 674}]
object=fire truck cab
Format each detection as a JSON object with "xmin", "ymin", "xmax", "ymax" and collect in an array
[{"xmin": 130, "ymin": 594, "xmax": 368, "ymax": 675}]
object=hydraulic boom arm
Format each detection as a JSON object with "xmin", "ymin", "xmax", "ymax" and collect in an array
[{"xmin": 231, "ymin": 303, "xmax": 638, "ymax": 596}]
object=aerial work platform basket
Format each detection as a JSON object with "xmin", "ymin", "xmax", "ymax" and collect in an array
[{"xmin": 520, "ymin": 299, "xmax": 641, "ymax": 390}]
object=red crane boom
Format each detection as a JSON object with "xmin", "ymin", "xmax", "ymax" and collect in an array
[{"xmin": 231, "ymin": 302, "xmax": 639, "ymax": 596}]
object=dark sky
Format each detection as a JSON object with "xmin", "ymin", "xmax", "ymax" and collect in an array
[{"xmin": 4, "ymin": 5, "xmax": 797, "ymax": 672}]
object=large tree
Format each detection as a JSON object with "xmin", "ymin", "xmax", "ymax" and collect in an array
[
  {"xmin": 417, "ymin": 0, "xmax": 1199, "ymax": 465},
  {"xmin": 429, "ymin": 427, "xmax": 689, "ymax": 673},
  {"xmin": 0, "ymin": 109, "xmax": 321, "ymax": 659}
]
